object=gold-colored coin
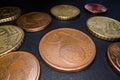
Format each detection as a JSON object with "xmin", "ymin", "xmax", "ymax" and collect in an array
[
  {"xmin": 50, "ymin": 5, "xmax": 80, "ymax": 20},
  {"xmin": 0, "ymin": 25, "xmax": 24, "ymax": 56},
  {"xmin": 0, "ymin": 7, "xmax": 21, "ymax": 23},
  {"xmin": 87, "ymin": 16, "xmax": 120, "ymax": 41}
]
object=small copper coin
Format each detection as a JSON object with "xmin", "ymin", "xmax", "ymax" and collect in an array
[
  {"xmin": 39, "ymin": 28, "xmax": 96, "ymax": 72},
  {"xmin": 84, "ymin": 3, "xmax": 107, "ymax": 14},
  {"xmin": 0, "ymin": 51, "xmax": 40, "ymax": 80},
  {"xmin": 17, "ymin": 12, "xmax": 52, "ymax": 32},
  {"xmin": 107, "ymin": 42, "xmax": 120, "ymax": 73}
]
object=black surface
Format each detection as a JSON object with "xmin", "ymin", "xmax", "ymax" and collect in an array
[{"xmin": 0, "ymin": 0, "xmax": 120, "ymax": 80}]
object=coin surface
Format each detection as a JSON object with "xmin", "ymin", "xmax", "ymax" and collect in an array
[
  {"xmin": 17, "ymin": 12, "xmax": 52, "ymax": 32},
  {"xmin": 0, "ymin": 7, "xmax": 21, "ymax": 23},
  {"xmin": 84, "ymin": 3, "xmax": 107, "ymax": 14},
  {"xmin": 87, "ymin": 16, "xmax": 120, "ymax": 41},
  {"xmin": 0, "ymin": 25, "xmax": 24, "ymax": 56},
  {"xmin": 50, "ymin": 5, "xmax": 80, "ymax": 20},
  {"xmin": 0, "ymin": 51, "xmax": 40, "ymax": 80},
  {"xmin": 39, "ymin": 28, "xmax": 96, "ymax": 72},
  {"xmin": 107, "ymin": 42, "xmax": 120, "ymax": 73}
]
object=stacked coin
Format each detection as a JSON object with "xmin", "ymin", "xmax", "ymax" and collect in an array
[
  {"xmin": 50, "ymin": 5, "xmax": 80, "ymax": 20},
  {"xmin": 39, "ymin": 28, "xmax": 96, "ymax": 72},
  {"xmin": 87, "ymin": 16, "xmax": 120, "ymax": 41},
  {"xmin": 0, "ymin": 51, "xmax": 40, "ymax": 80},
  {"xmin": 84, "ymin": 3, "xmax": 107, "ymax": 14},
  {"xmin": 107, "ymin": 42, "xmax": 120, "ymax": 73},
  {"xmin": 0, "ymin": 7, "xmax": 21, "ymax": 23},
  {"xmin": 0, "ymin": 25, "xmax": 24, "ymax": 56},
  {"xmin": 17, "ymin": 12, "xmax": 52, "ymax": 32}
]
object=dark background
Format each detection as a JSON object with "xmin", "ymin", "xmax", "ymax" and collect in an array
[{"xmin": 0, "ymin": 0, "xmax": 120, "ymax": 80}]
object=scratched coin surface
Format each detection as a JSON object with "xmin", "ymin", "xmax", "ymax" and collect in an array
[
  {"xmin": 0, "ymin": 51, "xmax": 40, "ymax": 80},
  {"xmin": 87, "ymin": 16, "xmax": 120, "ymax": 41},
  {"xmin": 0, "ymin": 25, "xmax": 24, "ymax": 56},
  {"xmin": 0, "ymin": 7, "xmax": 21, "ymax": 23},
  {"xmin": 39, "ymin": 28, "xmax": 96, "ymax": 72},
  {"xmin": 50, "ymin": 5, "xmax": 80, "ymax": 20},
  {"xmin": 84, "ymin": 3, "xmax": 107, "ymax": 14},
  {"xmin": 107, "ymin": 42, "xmax": 120, "ymax": 73},
  {"xmin": 17, "ymin": 12, "xmax": 52, "ymax": 32}
]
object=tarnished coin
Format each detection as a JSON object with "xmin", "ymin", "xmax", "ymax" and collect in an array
[
  {"xmin": 50, "ymin": 5, "xmax": 80, "ymax": 20},
  {"xmin": 0, "ymin": 25, "xmax": 24, "ymax": 56},
  {"xmin": 0, "ymin": 7, "xmax": 21, "ymax": 23},
  {"xmin": 87, "ymin": 16, "xmax": 120, "ymax": 41},
  {"xmin": 84, "ymin": 3, "xmax": 107, "ymax": 14},
  {"xmin": 0, "ymin": 51, "xmax": 40, "ymax": 80},
  {"xmin": 107, "ymin": 42, "xmax": 120, "ymax": 73},
  {"xmin": 17, "ymin": 12, "xmax": 52, "ymax": 32},
  {"xmin": 39, "ymin": 28, "xmax": 96, "ymax": 72}
]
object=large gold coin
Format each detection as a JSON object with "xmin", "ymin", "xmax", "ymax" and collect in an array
[
  {"xmin": 0, "ymin": 7, "xmax": 21, "ymax": 23},
  {"xmin": 50, "ymin": 5, "xmax": 80, "ymax": 20},
  {"xmin": 0, "ymin": 25, "xmax": 24, "ymax": 56},
  {"xmin": 87, "ymin": 16, "xmax": 120, "ymax": 41}
]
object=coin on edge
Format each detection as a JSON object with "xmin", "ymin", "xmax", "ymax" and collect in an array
[
  {"xmin": 0, "ymin": 7, "xmax": 21, "ymax": 23},
  {"xmin": 84, "ymin": 3, "xmax": 107, "ymax": 14},
  {"xmin": 50, "ymin": 5, "xmax": 80, "ymax": 20},
  {"xmin": 87, "ymin": 16, "xmax": 120, "ymax": 41},
  {"xmin": 39, "ymin": 28, "xmax": 96, "ymax": 72},
  {"xmin": 0, "ymin": 25, "xmax": 24, "ymax": 56},
  {"xmin": 0, "ymin": 51, "xmax": 40, "ymax": 80},
  {"xmin": 107, "ymin": 42, "xmax": 120, "ymax": 73},
  {"xmin": 17, "ymin": 12, "xmax": 52, "ymax": 32}
]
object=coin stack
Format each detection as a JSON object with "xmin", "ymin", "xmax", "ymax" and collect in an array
[{"xmin": 0, "ymin": 2, "xmax": 119, "ymax": 80}]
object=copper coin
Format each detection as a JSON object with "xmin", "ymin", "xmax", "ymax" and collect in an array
[
  {"xmin": 39, "ymin": 28, "xmax": 96, "ymax": 72},
  {"xmin": 84, "ymin": 3, "xmax": 107, "ymax": 14},
  {"xmin": 107, "ymin": 42, "xmax": 120, "ymax": 73},
  {"xmin": 17, "ymin": 12, "xmax": 52, "ymax": 32},
  {"xmin": 0, "ymin": 51, "xmax": 40, "ymax": 80}
]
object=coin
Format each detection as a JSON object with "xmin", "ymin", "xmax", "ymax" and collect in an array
[
  {"xmin": 0, "ymin": 7, "xmax": 21, "ymax": 23},
  {"xmin": 84, "ymin": 3, "xmax": 107, "ymax": 14},
  {"xmin": 0, "ymin": 25, "xmax": 24, "ymax": 56},
  {"xmin": 17, "ymin": 12, "xmax": 52, "ymax": 32},
  {"xmin": 50, "ymin": 5, "xmax": 80, "ymax": 20},
  {"xmin": 39, "ymin": 28, "xmax": 96, "ymax": 72},
  {"xmin": 87, "ymin": 16, "xmax": 120, "ymax": 41},
  {"xmin": 107, "ymin": 42, "xmax": 120, "ymax": 73},
  {"xmin": 0, "ymin": 51, "xmax": 40, "ymax": 80}
]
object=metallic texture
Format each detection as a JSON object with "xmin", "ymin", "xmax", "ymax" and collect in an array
[
  {"xmin": 87, "ymin": 16, "xmax": 120, "ymax": 41},
  {"xmin": 39, "ymin": 28, "xmax": 96, "ymax": 72},
  {"xmin": 50, "ymin": 5, "xmax": 80, "ymax": 20}
]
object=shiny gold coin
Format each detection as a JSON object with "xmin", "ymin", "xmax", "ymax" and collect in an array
[
  {"xmin": 87, "ymin": 16, "xmax": 120, "ymax": 41},
  {"xmin": 39, "ymin": 28, "xmax": 96, "ymax": 72},
  {"xmin": 0, "ymin": 51, "xmax": 40, "ymax": 80},
  {"xmin": 107, "ymin": 42, "xmax": 120, "ymax": 73},
  {"xmin": 0, "ymin": 25, "xmax": 24, "ymax": 56},
  {"xmin": 0, "ymin": 7, "xmax": 21, "ymax": 23},
  {"xmin": 50, "ymin": 5, "xmax": 80, "ymax": 20}
]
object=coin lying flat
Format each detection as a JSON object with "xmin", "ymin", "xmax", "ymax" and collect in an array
[
  {"xmin": 0, "ymin": 51, "xmax": 40, "ymax": 80},
  {"xmin": 107, "ymin": 42, "xmax": 120, "ymax": 73},
  {"xmin": 50, "ymin": 5, "xmax": 80, "ymax": 20},
  {"xmin": 0, "ymin": 25, "xmax": 24, "ymax": 56},
  {"xmin": 84, "ymin": 3, "xmax": 107, "ymax": 14},
  {"xmin": 17, "ymin": 12, "xmax": 52, "ymax": 32},
  {"xmin": 39, "ymin": 28, "xmax": 96, "ymax": 72},
  {"xmin": 0, "ymin": 7, "xmax": 21, "ymax": 23},
  {"xmin": 87, "ymin": 16, "xmax": 120, "ymax": 41}
]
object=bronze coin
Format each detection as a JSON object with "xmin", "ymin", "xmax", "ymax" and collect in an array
[
  {"xmin": 17, "ymin": 12, "xmax": 52, "ymax": 32},
  {"xmin": 0, "ymin": 51, "xmax": 40, "ymax": 80},
  {"xmin": 84, "ymin": 3, "xmax": 107, "ymax": 14},
  {"xmin": 107, "ymin": 42, "xmax": 120, "ymax": 73},
  {"xmin": 39, "ymin": 28, "xmax": 96, "ymax": 72}
]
